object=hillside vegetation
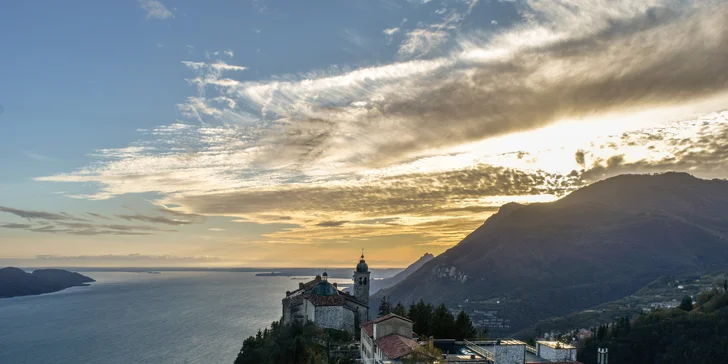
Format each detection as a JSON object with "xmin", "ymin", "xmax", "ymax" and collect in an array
[{"xmin": 578, "ymin": 289, "xmax": 728, "ymax": 364}]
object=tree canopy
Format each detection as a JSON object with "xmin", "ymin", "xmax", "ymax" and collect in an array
[
  {"xmin": 234, "ymin": 321, "xmax": 355, "ymax": 364},
  {"xmin": 390, "ymin": 298, "xmax": 477, "ymax": 339},
  {"xmin": 578, "ymin": 290, "xmax": 728, "ymax": 364}
]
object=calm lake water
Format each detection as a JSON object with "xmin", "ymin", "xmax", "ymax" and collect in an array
[{"xmin": 0, "ymin": 271, "xmax": 336, "ymax": 364}]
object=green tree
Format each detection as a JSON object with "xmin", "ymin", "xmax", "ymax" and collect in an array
[
  {"xmin": 679, "ymin": 295, "xmax": 693, "ymax": 311},
  {"xmin": 478, "ymin": 325, "xmax": 490, "ymax": 340},
  {"xmin": 454, "ymin": 310, "xmax": 477, "ymax": 340},
  {"xmin": 235, "ymin": 321, "xmax": 354, "ymax": 364},
  {"xmin": 378, "ymin": 296, "xmax": 392, "ymax": 317},
  {"xmin": 392, "ymin": 301, "xmax": 408, "ymax": 317},
  {"xmin": 431, "ymin": 304, "xmax": 456, "ymax": 338},
  {"xmin": 408, "ymin": 299, "xmax": 433, "ymax": 335},
  {"xmin": 401, "ymin": 339, "xmax": 442, "ymax": 364}
]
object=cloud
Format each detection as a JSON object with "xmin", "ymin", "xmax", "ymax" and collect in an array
[
  {"xmin": 116, "ymin": 213, "xmax": 195, "ymax": 226},
  {"xmin": 32, "ymin": 0, "xmax": 728, "ymax": 250},
  {"xmin": 138, "ymin": 0, "xmax": 174, "ymax": 20},
  {"xmin": 0, "ymin": 206, "xmax": 85, "ymax": 221},
  {"xmin": 0, "ymin": 219, "xmax": 168, "ymax": 236},
  {"xmin": 579, "ymin": 111, "xmax": 728, "ymax": 181},
  {"xmin": 35, "ymin": 254, "xmax": 222, "ymax": 262},
  {"xmin": 85, "ymin": 212, "xmax": 112, "ymax": 220},
  {"xmin": 227, "ymin": 1, "xmax": 728, "ymax": 170},
  {"xmin": 24, "ymin": 152, "xmax": 57, "ymax": 162},
  {"xmin": 575, "ymin": 150, "xmax": 586, "ymax": 167},
  {"xmin": 398, "ymin": 29, "xmax": 450, "ymax": 56},
  {"xmin": 0, "ymin": 223, "xmax": 33, "ymax": 229},
  {"xmin": 316, "ymin": 220, "xmax": 349, "ymax": 227}
]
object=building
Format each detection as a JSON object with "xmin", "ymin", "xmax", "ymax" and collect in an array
[
  {"xmin": 534, "ymin": 341, "xmax": 577, "ymax": 362},
  {"xmin": 281, "ymin": 253, "xmax": 370, "ymax": 335},
  {"xmin": 360, "ymin": 313, "xmax": 421, "ymax": 363},
  {"xmin": 430, "ymin": 338, "xmax": 583, "ymax": 364}
]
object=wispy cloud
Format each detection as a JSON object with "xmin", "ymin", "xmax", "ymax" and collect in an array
[
  {"xmin": 138, "ymin": 0, "xmax": 174, "ymax": 20},
  {"xmin": 116, "ymin": 213, "xmax": 195, "ymax": 226},
  {"xmin": 24, "ymin": 151, "xmax": 57, "ymax": 162},
  {"xmin": 0, "ymin": 206, "xmax": 85, "ymax": 221},
  {"xmin": 35, "ymin": 254, "xmax": 222, "ymax": 262}
]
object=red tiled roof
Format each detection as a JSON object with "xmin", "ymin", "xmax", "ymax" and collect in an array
[
  {"xmin": 374, "ymin": 334, "xmax": 420, "ymax": 360},
  {"xmin": 374, "ymin": 313, "xmax": 413, "ymax": 324},
  {"xmin": 362, "ymin": 322, "xmax": 374, "ymax": 337}
]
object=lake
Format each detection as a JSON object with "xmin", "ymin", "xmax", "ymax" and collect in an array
[{"xmin": 0, "ymin": 271, "xmax": 342, "ymax": 364}]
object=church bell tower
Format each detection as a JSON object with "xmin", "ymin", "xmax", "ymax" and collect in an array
[{"xmin": 353, "ymin": 250, "xmax": 370, "ymax": 305}]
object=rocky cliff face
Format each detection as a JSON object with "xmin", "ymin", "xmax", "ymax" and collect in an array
[
  {"xmin": 372, "ymin": 173, "xmax": 728, "ymax": 335},
  {"xmin": 370, "ymin": 253, "xmax": 435, "ymax": 295}
]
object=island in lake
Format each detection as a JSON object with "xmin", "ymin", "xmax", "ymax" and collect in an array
[{"xmin": 0, "ymin": 267, "xmax": 95, "ymax": 299}]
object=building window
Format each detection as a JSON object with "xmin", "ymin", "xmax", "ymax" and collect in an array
[{"xmin": 359, "ymin": 277, "xmax": 363, "ymax": 285}]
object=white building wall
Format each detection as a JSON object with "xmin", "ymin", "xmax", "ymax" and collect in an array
[
  {"xmin": 536, "ymin": 343, "xmax": 577, "ymax": 362},
  {"xmin": 373, "ymin": 318, "xmax": 413, "ymax": 340},
  {"xmin": 360, "ymin": 329, "xmax": 375, "ymax": 364},
  {"xmin": 303, "ymin": 299, "xmax": 316, "ymax": 323}
]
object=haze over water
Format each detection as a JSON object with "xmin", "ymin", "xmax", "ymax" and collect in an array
[{"xmin": 0, "ymin": 271, "xmax": 312, "ymax": 364}]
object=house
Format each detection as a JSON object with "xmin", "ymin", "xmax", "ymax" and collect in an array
[{"xmin": 360, "ymin": 313, "xmax": 421, "ymax": 363}]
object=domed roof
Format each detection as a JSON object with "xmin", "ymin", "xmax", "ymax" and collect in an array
[
  {"xmin": 311, "ymin": 280, "xmax": 338, "ymax": 296},
  {"xmin": 356, "ymin": 253, "xmax": 368, "ymax": 272}
]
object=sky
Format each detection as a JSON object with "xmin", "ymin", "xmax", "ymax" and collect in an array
[{"xmin": 1, "ymin": 0, "xmax": 728, "ymax": 268}]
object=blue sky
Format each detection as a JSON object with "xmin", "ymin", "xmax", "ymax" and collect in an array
[{"xmin": 2, "ymin": 0, "xmax": 728, "ymax": 267}]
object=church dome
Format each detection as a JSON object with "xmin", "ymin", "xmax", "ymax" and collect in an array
[
  {"xmin": 311, "ymin": 281, "xmax": 338, "ymax": 296},
  {"xmin": 356, "ymin": 254, "xmax": 368, "ymax": 272}
]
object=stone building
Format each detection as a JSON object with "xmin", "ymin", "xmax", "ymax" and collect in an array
[{"xmin": 281, "ymin": 253, "xmax": 370, "ymax": 335}]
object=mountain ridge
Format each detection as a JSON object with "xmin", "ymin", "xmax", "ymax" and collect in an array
[{"xmin": 371, "ymin": 172, "xmax": 728, "ymax": 335}]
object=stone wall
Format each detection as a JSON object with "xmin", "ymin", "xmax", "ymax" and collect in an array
[
  {"xmin": 282, "ymin": 298, "xmax": 291, "ymax": 324},
  {"xmin": 315, "ymin": 306, "xmax": 356, "ymax": 334},
  {"xmin": 494, "ymin": 344, "xmax": 525, "ymax": 364}
]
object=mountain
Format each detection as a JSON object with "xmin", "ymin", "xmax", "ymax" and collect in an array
[
  {"xmin": 370, "ymin": 253, "xmax": 435, "ymax": 294},
  {"xmin": 0, "ymin": 267, "xmax": 95, "ymax": 298},
  {"xmin": 372, "ymin": 173, "xmax": 728, "ymax": 335}
]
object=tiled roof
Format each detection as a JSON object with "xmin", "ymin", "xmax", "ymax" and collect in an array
[
  {"xmin": 362, "ymin": 322, "xmax": 374, "ymax": 337},
  {"xmin": 304, "ymin": 293, "xmax": 346, "ymax": 306},
  {"xmin": 374, "ymin": 334, "xmax": 420, "ymax": 359},
  {"xmin": 374, "ymin": 313, "xmax": 413, "ymax": 324}
]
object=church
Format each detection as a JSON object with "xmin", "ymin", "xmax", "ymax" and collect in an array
[{"xmin": 281, "ymin": 253, "xmax": 370, "ymax": 335}]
